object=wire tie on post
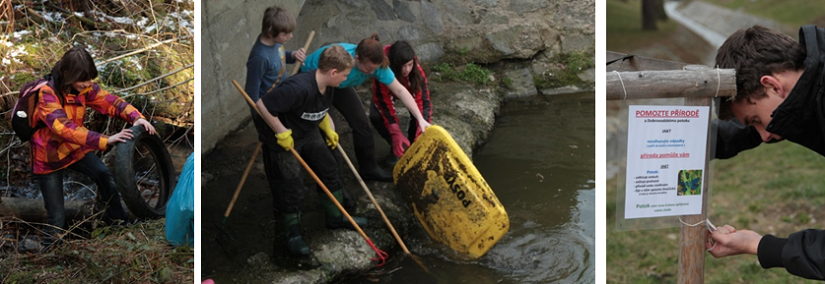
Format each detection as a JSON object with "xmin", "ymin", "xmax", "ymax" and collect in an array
[
  {"xmin": 678, "ymin": 217, "xmax": 718, "ymax": 251},
  {"xmin": 613, "ymin": 70, "xmax": 628, "ymax": 100},
  {"xmin": 715, "ymin": 67, "xmax": 721, "ymax": 98}
]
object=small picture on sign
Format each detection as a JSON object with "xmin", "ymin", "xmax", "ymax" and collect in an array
[{"xmin": 677, "ymin": 169, "xmax": 702, "ymax": 196}]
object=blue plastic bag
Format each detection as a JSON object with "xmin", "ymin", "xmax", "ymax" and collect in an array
[{"xmin": 166, "ymin": 153, "xmax": 194, "ymax": 246}]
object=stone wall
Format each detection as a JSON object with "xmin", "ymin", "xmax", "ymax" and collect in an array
[
  {"xmin": 200, "ymin": 1, "xmax": 305, "ymax": 154},
  {"xmin": 201, "ymin": 0, "xmax": 594, "ymax": 154},
  {"xmin": 292, "ymin": 0, "xmax": 594, "ymax": 64}
]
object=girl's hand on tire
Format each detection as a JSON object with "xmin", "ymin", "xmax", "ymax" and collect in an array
[
  {"xmin": 134, "ymin": 118, "xmax": 156, "ymax": 135},
  {"xmin": 107, "ymin": 129, "xmax": 135, "ymax": 145}
]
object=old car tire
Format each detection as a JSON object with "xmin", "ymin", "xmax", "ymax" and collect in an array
[{"xmin": 113, "ymin": 125, "xmax": 175, "ymax": 218}]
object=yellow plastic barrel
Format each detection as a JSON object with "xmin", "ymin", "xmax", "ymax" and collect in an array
[{"xmin": 393, "ymin": 125, "xmax": 509, "ymax": 259}]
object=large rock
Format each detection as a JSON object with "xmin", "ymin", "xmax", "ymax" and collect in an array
[
  {"xmin": 289, "ymin": 0, "xmax": 594, "ymax": 64},
  {"xmin": 503, "ymin": 68, "xmax": 538, "ymax": 99},
  {"xmin": 426, "ymin": 82, "xmax": 501, "ymax": 157}
]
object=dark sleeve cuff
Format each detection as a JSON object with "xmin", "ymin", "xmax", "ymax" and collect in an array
[{"xmin": 758, "ymin": 234, "xmax": 788, "ymax": 268}]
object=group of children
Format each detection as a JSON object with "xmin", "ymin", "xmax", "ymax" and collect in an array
[{"xmin": 243, "ymin": 6, "xmax": 433, "ymax": 255}]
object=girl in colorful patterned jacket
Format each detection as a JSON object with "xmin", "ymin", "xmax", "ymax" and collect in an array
[
  {"xmin": 370, "ymin": 41, "xmax": 432, "ymax": 165},
  {"xmin": 32, "ymin": 46, "xmax": 156, "ymax": 249}
]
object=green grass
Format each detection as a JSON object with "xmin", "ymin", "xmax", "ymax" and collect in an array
[
  {"xmin": 608, "ymin": 141, "xmax": 825, "ymax": 283},
  {"xmin": 533, "ymin": 51, "xmax": 594, "ymax": 89},
  {"xmin": 607, "ymin": 0, "xmax": 679, "ymax": 52},
  {"xmin": 432, "ymin": 62, "xmax": 493, "ymax": 85},
  {"xmin": 701, "ymin": 0, "xmax": 825, "ymax": 27}
]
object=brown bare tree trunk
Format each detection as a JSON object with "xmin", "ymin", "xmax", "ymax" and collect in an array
[
  {"xmin": 657, "ymin": 0, "xmax": 668, "ymax": 21},
  {"xmin": 642, "ymin": 0, "xmax": 658, "ymax": 30}
]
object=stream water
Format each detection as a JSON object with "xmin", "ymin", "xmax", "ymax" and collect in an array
[
  {"xmin": 343, "ymin": 92, "xmax": 595, "ymax": 283},
  {"xmin": 200, "ymin": 92, "xmax": 594, "ymax": 283}
]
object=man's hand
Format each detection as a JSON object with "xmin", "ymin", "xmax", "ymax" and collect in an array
[{"xmin": 706, "ymin": 224, "xmax": 762, "ymax": 257}]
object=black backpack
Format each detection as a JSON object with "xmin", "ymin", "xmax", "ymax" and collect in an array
[{"xmin": 11, "ymin": 76, "xmax": 55, "ymax": 142}]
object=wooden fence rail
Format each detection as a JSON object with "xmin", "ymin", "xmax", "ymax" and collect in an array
[{"xmin": 606, "ymin": 68, "xmax": 736, "ymax": 100}]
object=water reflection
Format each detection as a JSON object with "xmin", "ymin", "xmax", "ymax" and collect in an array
[{"xmin": 475, "ymin": 93, "xmax": 595, "ymax": 283}]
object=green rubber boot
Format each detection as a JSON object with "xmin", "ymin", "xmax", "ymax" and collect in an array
[
  {"xmin": 283, "ymin": 213, "xmax": 309, "ymax": 256},
  {"xmin": 323, "ymin": 190, "xmax": 368, "ymax": 230}
]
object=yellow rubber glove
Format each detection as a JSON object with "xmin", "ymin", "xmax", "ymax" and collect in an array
[
  {"xmin": 275, "ymin": 129, "xmax": 294, "ymax": 150},
  {"xmin": 319, "ymin": 114, "xmax": 339, "ymax": 149}
]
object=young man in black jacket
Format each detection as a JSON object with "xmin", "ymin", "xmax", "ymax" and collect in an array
[{"xmin": 708, "ymin": 25, "xmax": 825, "ymax": 280}]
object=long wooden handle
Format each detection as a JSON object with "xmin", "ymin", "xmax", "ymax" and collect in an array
[
  {"xmin": 336, "ymin": 146, "xmax": 411, "ymax": 254},
  {"xmin": 231, "ymin": 79, "xmax": 370, "ymax": 241},
  {"xmin": 223, "ymin": 142, "xmax": 262, "ymax": 220},
  {"xmin": 291, "ymin": 30, "xmax": 315, "ymax": 75}
]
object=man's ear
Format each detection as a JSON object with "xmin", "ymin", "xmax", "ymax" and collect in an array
[{"xmin": 759, "ymin": 75, "xmax": 786, "ymax": 98}]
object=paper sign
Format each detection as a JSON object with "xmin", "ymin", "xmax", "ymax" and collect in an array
[{"xmin": 625, "ymin": 105, "xmax": 709, "ymax": 219}]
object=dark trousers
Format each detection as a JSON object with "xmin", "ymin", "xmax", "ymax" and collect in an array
[
  {"xmin": 332, "ymin": 87, "xmax": 380, "ymax": 171},
  {"xmin": 263, "ymin": 131, "xmax": 343, "ymax": 214},
  {"xmin": 35, "ymin": 152, "xmax": 129, "ymax": 235},
  {"xmin": 369, "ymin": 101, "xmax": 419, "ymax": 147}
]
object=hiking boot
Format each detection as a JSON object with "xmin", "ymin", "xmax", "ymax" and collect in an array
[
  {"xmin": 360, "ymin": 166, "xmax": 392, "ymax": 182},
  {"xmin": 325, "ymin": 214, "xmax": 368, "ymax": 230}
]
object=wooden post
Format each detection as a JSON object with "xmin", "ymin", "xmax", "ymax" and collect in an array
[{"xmin": 678, "ymin": 95, "xmax": 713, "ymax": 284}]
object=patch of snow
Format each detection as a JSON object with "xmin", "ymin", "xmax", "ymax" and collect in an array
[
  {"xmin": 143, "ymin": 25, "xmax": 155, "ymax": 34},
  {"xmin": 127, "ymin": 56, "xmax": 144, "ymax": 71},
  {"xmin": 170, "ymin": 10, "xmax": 195, "ymax": 34},
  {"xmin": 137, "ymin": 17, "xmax": 150, "ymax": 27},
  {"xmin": 4, "ymin": 45, "xmax": 29, "ymax": 65},
  {"xmin": 110, "ymin": 16, "xmax": 134, "ymax": 25},
  {"xmin": 12, "ymin": 30, "xmax": 31, "ymax": 41},
  {"xmin": 85, "ymin": 44, "xmax": 100, "ymax": 58},
  {"xmin": 91, "ymin": 10, "xmax": 135, "ymax": 25},
  {"xmin": 40, "ymin": 11, "xmax": 63, "ymax": 22}
]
